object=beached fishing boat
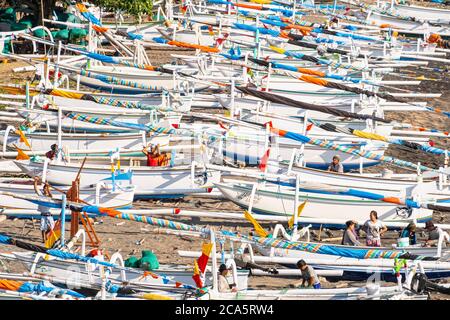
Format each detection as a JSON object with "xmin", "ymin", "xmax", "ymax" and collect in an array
[
  {"xmin": 179, "ymin": 231, "xmax": 431, "ymax": 300},
  {"xmin": 13, "ymin": 106, "xmax": 182, "ymax": 133},
  {"xmin": 6, "ymin": 251, "xmax": 250, "ymax": 291},
  {"xmin": 214, "ymin": 177, "xmax": 433, "ymax": 223},
  {"xmin": 385, "ymin": 3, "xmax": 450, "ymax": 24},
  {"xmin": 274, "ymin": 164, "xmax": 450, "ymax": 199},
  {"xmin": 254, "ymin": 242, "xmax": 450, "ymax": 282},
  {"xmin": 212, "ymin": 132, "xmax": 387, "ymax": 170},
  {"xmin": 0, "ymin": 127, "xmax": 196, "ymax": 155},
  {"xmin": 217, "ymin": 95, "xmax": 430, "ymax": 118},
  {"xmin": 14, "ymin": 159, "xmax": 220, "ymax": 198},
  {"xmin": 0, "ymin": 178, "xmax": 135, "ymax": 210},
  {"xmin": 72, "ymin": 64, "xmax": 210, "ymax": 94},
  {"xmin": 2, "ymin": 131, "xmax": 151, "ymax": 152},
  {"xmin": 366, "ymin": 11, "xmax": 450, "ymax": 35}
]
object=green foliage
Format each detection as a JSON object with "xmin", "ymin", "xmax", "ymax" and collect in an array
[
  {"xmin": 5, "ymin": 0, "xmax": 154, "ymax": 19},
  {"xmin": 93, "ymin": 0, "xmax": 154, "ymax": 17}
]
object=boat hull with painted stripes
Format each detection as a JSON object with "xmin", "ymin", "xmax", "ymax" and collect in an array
[
  {"xmin": 256, "ymin": 245, "xmax": 450, "ymax": 282},
  {"xmin": 214, "ymin": 178, "xmax": 432, "ymax": 223},
  {"xmin": 214, "ymin": 132, "xmax": 386, "ymax": 170},
  {"xmin": 275, "ymin": 164, "xmax": 450, "ymax": 200}
]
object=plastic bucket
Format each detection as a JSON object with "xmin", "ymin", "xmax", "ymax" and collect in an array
[{"xmin": 397, "ymin": 237, "xmax": 410, "ymax": 247}]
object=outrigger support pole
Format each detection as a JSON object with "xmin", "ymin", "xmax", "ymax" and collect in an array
[
  {"xmin": 61, "ymin": 194, "xmax": 66, "ymax": 246},
  {"xmin": 69, "ymin": 157, "xmax": 86, "ymax": 238}
]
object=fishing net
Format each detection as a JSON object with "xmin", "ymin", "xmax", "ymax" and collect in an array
[
  {"xmin": 53, "ymin": 29, "xmax": 70, "ymax": 40},
  {"xmin": 10, "ymin": 22, "xmax": 29, "ymax": 31},
  {"xmin": 140, "ymin": 251, "xmax": 159, "ymax": 270},
  {"xmin": 70, "ymin": 28, "xmax": 87, "ymax": 40},
  {"xmin": 0, "ymin": 7, "xmax": 15, "ymax": 24},
  {"xmin": 18, "ymin": 16, "xmax": 34, "ymax": 28},
  {"xmin": 33, "ymin": 29, "xmax": 47, "ymax": 38},
  {"xmin": 124, "ymin": 256, "xmax": 140, "ymax": 268},
  {"xmin": 66, "ymin": 14, "xmax": 82, "ymax": 25}
]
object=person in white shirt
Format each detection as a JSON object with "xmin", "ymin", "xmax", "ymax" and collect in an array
[
  {"xmin": 363, "ymin": 210, "xmax": 387, "ymax": 247},
  {"xmin": 217, "ymin": 264, "xmax": 237, "ymax": 293}
]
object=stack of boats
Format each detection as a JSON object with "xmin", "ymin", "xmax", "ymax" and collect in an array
[{"xmin": 0, "ymin": 0, "xmax": 449, "ymax": 300}]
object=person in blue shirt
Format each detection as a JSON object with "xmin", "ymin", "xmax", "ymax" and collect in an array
[{"xmin": 400, "ymin": 222, "xmax": 417, "ymax": 245}]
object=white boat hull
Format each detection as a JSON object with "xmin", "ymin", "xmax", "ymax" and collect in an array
[
  {"xmin": 15, "ymin": 160, "xmax": 221, "ymax": 198},
  {"xmin": 0, "ymin": 180, "xmax": 135, "ymax": 209},
  {"xmin": 215, "ymin": 179, "xmax": 432, "ymax": 223},
  {"xmin": 215, "ymin": 133, "xmax": 385, "ymax": 169}
]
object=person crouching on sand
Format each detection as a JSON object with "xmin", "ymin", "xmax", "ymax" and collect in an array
[{"xmin": 295, "ymin": 260, "xmax": 321, "ymax": 289}]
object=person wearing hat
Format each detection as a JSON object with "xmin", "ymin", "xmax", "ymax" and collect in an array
[
  {"xmin": 399, "ymin": 222, "xmax": 417, "ymax": 246},
  {"xmin": 341, "ymin": 220, "xmax": 361, "ymax": 246},
  {"xmin": 295, "ymin": 260, "xmax": 321, "ymax": 289},
  {"xmin": 327, "ymin": 155, "xmax": 344, "ymax": 173},
  {"xmin": 218, "ymin": 263, "xmax": 237, "ymax": 293},
  {"xmin": 424, "ymin": 221, "xmax": 443, "ymax": 247}
]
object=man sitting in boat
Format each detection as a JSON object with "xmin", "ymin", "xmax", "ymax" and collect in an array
[
  {"xmin": 327, "ymin": 155, "xmax": 344, "ymax": 173},
  {"xmin": 218, "ymin": 263, "xmax": 237, "ymax": 293},
  {"xmin": 142, "ymin": 144, "xmax": 171, "ymax": 167},
  {"xmin": 45, "ymin": 144, "xmax": 58, "ymax": 161},
  {"xmin": 33, "ymin": 177, "xmax": 55, "ymax": 243},
  {"xmin": 295, "ymin": 260, "xmax": 321, "ymax": 289},
  {"xmin": 362, "ymin": 211, "xmax": 387, "ymax": 247},
  {"xmin": 424, "ymin": 221, "xmax": 446, "ymax": 247},
  {"xmin": 341, "ymin": 220, "xmax": 361, "ymax": 246}
]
